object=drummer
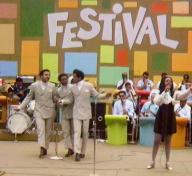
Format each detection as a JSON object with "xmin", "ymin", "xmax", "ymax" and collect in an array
[{"xmin": 8, "ymin": 77, "xmax": 29, "ymax": 102}]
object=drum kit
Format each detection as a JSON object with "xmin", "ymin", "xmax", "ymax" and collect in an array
[{"xmin": 6, "ymin": 100, "xmax": 36, "ymax": 142}]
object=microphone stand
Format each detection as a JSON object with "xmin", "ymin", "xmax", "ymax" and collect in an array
[
  {"xmin": 90, "ymin": 97, "xmax": 99, "ymax": 176},
  {"xmin": 50, "ymin": 106, "xmax": 63, "ymax": 160},
  {"xmin": 189, "ymin": 115, "xmax": 192, "ymax": 146}
]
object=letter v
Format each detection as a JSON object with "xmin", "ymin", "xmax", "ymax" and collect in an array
[{"xmin": 123, "ymin": 7, "xmax": 146, "ymax": 49}]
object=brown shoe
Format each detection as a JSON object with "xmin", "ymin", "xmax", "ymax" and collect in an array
[
  {"xmin": 65, "ymin": 148, "xmax": 74, "ymax": 157},
  {"xmin": 39, "ymin": 147, "xmax": 47, "ymax": 158},
  {"xmin": 75, "ymin": 153, "xmax": 81, "ymax": 161},
  {"xmin": 80, "ymin": 154, "xmax": 85, "ymax": 158}
]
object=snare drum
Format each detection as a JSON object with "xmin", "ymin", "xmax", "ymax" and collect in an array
[{"xmin": 7, "ymin": 112, "xmax": 31, "ymax": 134}]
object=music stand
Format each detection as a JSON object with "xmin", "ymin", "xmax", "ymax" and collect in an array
[{"xmin": 50, "ymin": 106, "xmax": 63, "ymax": 160}]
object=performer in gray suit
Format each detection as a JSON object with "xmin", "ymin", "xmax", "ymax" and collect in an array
[
  {"xmin": 71, "ymin": 69, "xmax": 111, "ymax": 161},
  {"xmin": 56, "ymin": 73, "xmax": 74, "ymax": 157},
  {"xmin": 18, "ymin": 69, "xmax": 56, "ymax": 158}
]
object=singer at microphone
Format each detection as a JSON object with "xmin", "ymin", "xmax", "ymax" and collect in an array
[
  {"xmin": 165, "ymin": 84, "xmax": 171, "ymax": 92},
  {"xmin": 147, "ymin": 75, "xmax": 192, "ymax": 170}
]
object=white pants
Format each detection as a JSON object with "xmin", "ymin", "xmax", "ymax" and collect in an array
[
  {"xmin": 36, "ymin": 117, "xmax": 53, "ymax": 149},
  {"xmin": 73, "ymin": 119, "xmax": 89, "ymax": 154},
  {"xmin": 62, "ymin": 118, "xmax": 74, "ymax": 150}
]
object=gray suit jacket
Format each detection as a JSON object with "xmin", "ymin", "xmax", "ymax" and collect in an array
[
  {"xmin": 20, "ymin": 81, "xmax": 56, "ymax": 119},
  {"xmin": 56, "ymin": 85, "xmax": 73, "ymax": 119},
  {"xmin": 71, "ymin": 81, "xmax": 106, "ymax": 120}
]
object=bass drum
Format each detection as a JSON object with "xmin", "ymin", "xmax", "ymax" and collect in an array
[{"xmin": 7, "ymin": 112, "xmax": 31, "ymax": 134}]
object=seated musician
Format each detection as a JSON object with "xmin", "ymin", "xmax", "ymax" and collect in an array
[
  {"xmin": 174, "ymin": 99, "xmax": 191, "ymax": 119},
  {"xmin": 8, "ymin": 77, "xmax": 29, "ymax": 102},
  {"xmin": 116, "ymin": 72, "xmax": 133, "ymax": 90},
  {"xmin": 137, "ymin": 71, "xmax": 153, "ymax": 91},
  {"xmin": 113, "ymin": 90, "xmax": 137, "ymax": 143},
  {"xmin": 178, "ymin": 74, "xmax": 191, "ymax": 91},
  {"xmin": 123, "ymin": 80, "xmax": 137, "ymax": 111},
  {"xmin": 175, "ymin": 98, "xmax": 191, "ymax": 146},
  {"xmin": 140, "ymin": 91, "xmax": 159, "ymax": 118},
  {"xmin": 113, "ymin": 90, "xmax": 136, "ymax": 119}
]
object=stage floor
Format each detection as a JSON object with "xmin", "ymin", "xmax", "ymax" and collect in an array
[{"xmin": 0, "ymin": 140, "xmax": 192, "ymax": 176}]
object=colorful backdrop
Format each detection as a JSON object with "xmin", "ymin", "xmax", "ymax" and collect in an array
[{"xmin": 0, "ymin": 0, "xmax": 192, "ymax": 90}]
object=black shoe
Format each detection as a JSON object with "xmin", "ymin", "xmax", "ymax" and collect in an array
[
  {"xmin": 65, "ymin": 148, "xmax": 74, "ymax": 157},
  {"xmin": 39, "ymin": 147, "xmax": 47, "ymax": 158},
  {"xmin": 43, "ymin": 148, "xmax": 47, "ymax": 155},
  {"xmin": 80, "ymin": 154, "xmax": 85, "ymax": 158},
  {"xmin": 75, "ymin": 153, "xmax": 81, "ymax": 161}
]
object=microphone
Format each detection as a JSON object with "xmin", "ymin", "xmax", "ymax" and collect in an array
[
  {"xmin": 165, "ymin": 86, "xmax": 170, "ymax": 92},
  {"xmin": 165, "ymin": 88, "xmax": 169, "ymax": 92}
]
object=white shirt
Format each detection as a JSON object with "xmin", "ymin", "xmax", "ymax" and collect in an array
[
  {"xmin": 174, "ymin": 103, "xmax": 191, "ymax": 119},
  {"xmin": 123, "ymin": 88, "xmax": 137, "ymax": 108},
  {"xmin": 68, "ymin": 75, "xmax": 73, "ymax": 85},
  {"xmin": 141, "ymin": 101, "xmax": 159, "ymax": 117},
  {"xmin": 137, "ymin": 79, "xmax": 154, "ymax": 91},
  {"xmin": 40, "ymin": 81, "xmax": 48, "ymax": 90},
  {"xmin": 77, "ymin": 80, "xmax": 84, "ymax": 91},
  {"xmin": 187, "ymin": 94, "xmax": 192, "ymax": 104},
  {"xmin": 117, "ymin": 79, "xmax": 133, "ymax": 89},
  {"xmin": 178, "ymin": 83, "xmax": 188, "ymax": 91},
  {"xmin": 113, "ymin": 99, "xmax": 135, "ymax": 118}
]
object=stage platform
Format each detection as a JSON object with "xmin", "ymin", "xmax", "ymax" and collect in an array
[
  {"xmin": 0, "ymin": 129, "xmax": 64, "ymax": 142},
  {"xmin": 0, "ymin": 140, "xmax": 192, "ymax": 176},
  {"xmin": 0, "ymin": 122, "xmax": 64, "ymax": 142}
]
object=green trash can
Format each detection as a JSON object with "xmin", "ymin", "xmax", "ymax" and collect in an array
[{"xmin": 105, "ymin": 115, "xmax": 128, "ymax": 145}]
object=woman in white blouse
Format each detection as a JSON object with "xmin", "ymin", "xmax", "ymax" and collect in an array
[{"xmin": 147, "ymin": 75, "xmax": 191, "ymax": 170}]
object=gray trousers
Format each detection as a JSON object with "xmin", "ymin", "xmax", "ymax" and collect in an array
[
  {"xmin": 62, "ymin": 118, "xmax": 74, "ymax": 150},
  {"xmin": 73, "ymin": 119, "xmax": 89, "ymax": 154},
  {"xmin": 36, "ymin": 117, "xmax": 53, "ymax": 149}
]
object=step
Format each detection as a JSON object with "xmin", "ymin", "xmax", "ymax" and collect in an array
[{"xmin": 0, "ymin": 129, "xmax": 64, "ymax": 142}]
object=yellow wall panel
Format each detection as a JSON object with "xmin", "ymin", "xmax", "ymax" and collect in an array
[
  {"xmin": 172, "ymin": 31, "xmax": 192, "ymax": 71},
  {"xmin": 59, "ymin": 0, "xmax": 78, "ymax": 8},
  {"xmin": 21, "ymin": 41, "xmax": 40, "ymax": 75},
  {"xmin": 153, "ymin": 75, "xmax": 161, "ymax": 85},
  {"xmin": 0, "ymin": 24, "xmax": 15, "ymax": 54},
  {"xmin": 124, "ymin": 1, "xmax": 137, "ymax": 8},
  {"xmin": 134, "ymin": 51, "xmax": 148, "ymax": 76},
  {"xmin": 171, "ymin": 76, "xmax": 183, "ymax": 85}
]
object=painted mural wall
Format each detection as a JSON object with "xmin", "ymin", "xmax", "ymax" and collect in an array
[{"xmin": 0, "ymin": 0, "xmax": 192, "ymax": 90}]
